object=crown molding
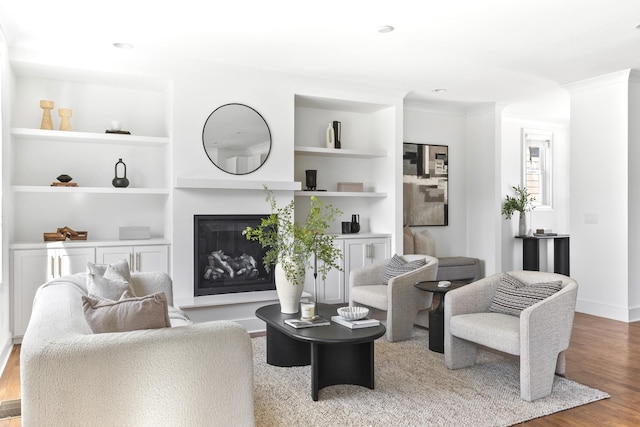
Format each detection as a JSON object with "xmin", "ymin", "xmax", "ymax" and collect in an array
[{"xmin": 563, "ymin": 69, "xmax": 633, "ymax": 93}]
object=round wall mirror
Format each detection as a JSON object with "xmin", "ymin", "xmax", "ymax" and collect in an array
[{"xmin": 202, "ymin": 103, "xmax": 272, "ymax": 175}]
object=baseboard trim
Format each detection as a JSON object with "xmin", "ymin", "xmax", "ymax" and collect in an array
[{"xmin": 576, "ymin": 298, "xmax": 630, "ymax": 322}]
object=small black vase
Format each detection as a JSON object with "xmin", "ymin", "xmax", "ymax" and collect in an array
[
  {"xmin": 305, "ymin": 170, "xmax": 317, "ymax": 191},
  {"xmin": 350, "ymin": 214, "xmax": 360, "ymax": 233},
  {"xmin": 112, "ymin": 158, "xmax": 130, "ymax": 188}
]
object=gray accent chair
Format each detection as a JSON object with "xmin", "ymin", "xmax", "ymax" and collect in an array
[
  {"xmin": 444, "ymin": 270, "xmax": 578, "ymax": 401},
  {"xmin": 349, "ymin": 254, "xmax": 439, "ymax": 342}
]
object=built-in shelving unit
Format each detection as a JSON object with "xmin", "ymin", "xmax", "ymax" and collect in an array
[
  {"xmin": 8, "ymin": 60, "xmax": 172, "ymax": 244},
  {"xmin": 293, "ymin": 93, "xmax": 396, "ymax": 235}
]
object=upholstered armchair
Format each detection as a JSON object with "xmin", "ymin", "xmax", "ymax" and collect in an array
[
  {"xmin": 349, "ymin": 254, "xmax": 438, "ymax": 342},
  {"xmin": 444, "ymin": 270, "xmax": 578, "ymax": 401}
]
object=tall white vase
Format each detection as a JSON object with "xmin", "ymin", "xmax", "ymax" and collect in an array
[{"xmin": 275, "ymin": 262, "xmax": 305, "ymax": 314}]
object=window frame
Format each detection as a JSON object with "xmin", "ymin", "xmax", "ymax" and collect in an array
[{"xmin": 521, "ymin": 128, "xmax": 553, "ymax": 210}]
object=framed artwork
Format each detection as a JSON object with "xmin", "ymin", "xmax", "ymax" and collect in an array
[{"xmin": 403, "ymin": 143, "xmax": 449, "ymax": 226}]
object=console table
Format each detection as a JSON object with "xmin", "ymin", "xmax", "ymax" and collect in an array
[{"xmin": 515, "ymin": 234, "xmax": 570, "ymax": 276}]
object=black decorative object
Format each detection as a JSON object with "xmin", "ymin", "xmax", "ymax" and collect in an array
[
  {"xmin": 57, "ymin": 174, "xmax": 72, "ymax": 183},
  {"xmin": 350, "ymin": 214, "xmax": 360, "ymax": 233},
  {"xmin": 305, "ymin": 170, "xmax": 317, "ymax": 191},
  {"xmin": 112, "ymin": 158, "xmax": 130, "ymax": 188},
  {"xmin": 342, "ymin": 222, "xmax": 352, "ymax": 234},
  {"xmin": 332, "ymin": 121, "xmax": 341, "ymax": 149}
]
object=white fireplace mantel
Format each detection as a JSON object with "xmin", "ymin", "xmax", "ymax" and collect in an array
[{"xmin": 174, "ymin": 177, "xmax": 301, "ymax": 191}]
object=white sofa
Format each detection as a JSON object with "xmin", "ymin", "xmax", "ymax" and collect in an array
[{"xmin": 20, "ymin": 272, "xmax": 255, "ymax": 427}]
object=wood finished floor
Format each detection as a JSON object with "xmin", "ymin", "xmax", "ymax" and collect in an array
[{"xmin": 1, "ymin": 312, "xmax": 639, "ymax": 426}]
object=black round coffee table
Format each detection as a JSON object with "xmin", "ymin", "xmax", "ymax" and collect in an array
[
  {"xmin": 255, "ymin": 303, "xmax": 386, "ymax": 401},
  {"xmin": 414, "ymin": 281, "xmax": 468, "ymax": 353}
]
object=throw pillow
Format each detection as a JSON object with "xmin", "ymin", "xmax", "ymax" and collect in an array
[
  {"xmin": 489, "ymin": 274, "xmax": 563, "ymax": 317},
  {"xmin": 86, "ymin": 258, "xmax": 135, "ymax": 300},
  {"xmin": 87, "ymin": 258, "xmax": 132, "ymax": 282},
  {"xmin": 82, "ymin": 292, "xmax": 171, "ymax": 334},
  {"xmin": 382, "ymin": 254, "xmax": 427, "ymax": 285},
  {"xmin": 88, "ymin": 289, "xmax": 137, "ymax": 303}
]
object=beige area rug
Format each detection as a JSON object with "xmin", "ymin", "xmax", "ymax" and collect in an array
[{"xmin": 252, "ymin": 329, "xmax": 608, "ymax": 427}]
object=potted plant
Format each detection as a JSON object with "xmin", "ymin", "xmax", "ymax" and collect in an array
[
  {"xmin": 243, "ymin": 188, "xmax": 343, "ymax": 313},
  {"xmin": 501, "ymin": 185, "xmax": 535, "ymax": 236}
]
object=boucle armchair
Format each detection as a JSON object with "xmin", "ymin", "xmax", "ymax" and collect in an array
[
  {"xmin": 444, "ymin": 270, "xmax": 578, "ymax": 401},
  {"xmin": 349, "ymin": 254, "xmax": 438, "ymax": 342}
]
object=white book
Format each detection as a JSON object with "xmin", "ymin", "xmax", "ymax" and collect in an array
[{"xmin": 331, "ymin": 315, "xmax": 380, "ymax": 329}]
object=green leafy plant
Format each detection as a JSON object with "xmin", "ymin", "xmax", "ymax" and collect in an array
[
  {"xmin": 243, "ymin": 188, "xmax": 343, "ymax": 285},
  {"xmin": 501, "ymin": 185, "xmax": 535, "ymax": 219}
]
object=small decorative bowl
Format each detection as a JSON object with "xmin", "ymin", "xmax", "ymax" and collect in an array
[{"xmin": 337, "ymin": 306, "xmax": 369, "ymax": 321}]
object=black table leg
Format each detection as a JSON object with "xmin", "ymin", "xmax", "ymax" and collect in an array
[
  {"xmin": 311, "ymin": 341, "xmax": 375, "ymax": 401},
  {"xmin": 522, "ymin": 238, "xmax": 540, "ymax": 271},
  {"xmin": 428, "ymin": 294, "xmax": 445, "ymax": 353},
  {"xmin": 266, "ymin": 324, "xmax": 310, "ymax": 367},
  {"xmin": 554, "ymin": 237, "xmax": 570, "ymax": 276}
]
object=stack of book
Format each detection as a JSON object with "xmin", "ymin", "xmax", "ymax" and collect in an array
[
  {"xmin": 284, "ymin": 317, "xmax": 330, "ymax": 329},
  {"xmin": 331, "ymin": 316, "xmax": 380, "ymax": 329}
]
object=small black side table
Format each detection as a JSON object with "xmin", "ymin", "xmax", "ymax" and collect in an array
[
  {"xmin": 515, "ymin": 234, "xmax": 570, "ymax": 276},
  {"xmin": 414, "ymin": 281, "xmax": 467, "ymax": 353}
]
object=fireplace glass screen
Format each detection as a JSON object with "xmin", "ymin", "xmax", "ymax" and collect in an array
[{"xmin": 194, "ymin": 215, "xmax": 275, "ymax": 296}]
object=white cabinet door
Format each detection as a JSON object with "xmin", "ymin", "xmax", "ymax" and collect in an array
[
  {"xmin": 135, "ymin": 245, "xmax": 169, "ymax": 273},
  {"xmin": 96, "ymin": 245, "xmax": 169, "ymax": 274},
  {"xmin": 344, "ymin": 237, "xmax": 391, "ymax": 302},
  {"xmin": 12, "ymin": 247, "xmax": 95, "ymax": 337},
  {"xmin": 304, "ymin": 240, "xmax": 344, "ymax": 304},
  {"xmin": 51, "ymin": 247, "xmax": 96, "ymax": 278},
  {"xmin": 12, "ymin": 249, "xmax": 49, "ymax": 337}
]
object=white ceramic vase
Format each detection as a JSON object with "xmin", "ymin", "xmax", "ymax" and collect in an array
[{"xmin": 275, "ymin": 262, "xmax": 305, "ymax": 314}]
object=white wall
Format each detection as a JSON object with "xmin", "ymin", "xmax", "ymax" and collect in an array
[
  {"xmin": 566, "ymin": 71, "xmax": 631, "ymax": 321},
  {"xmin": 465, "ymin": 104, "xmax": 504, "ymax": 275},
  {"xmin": 402, "ymin": 102, "xmax": 467, "ymax": 256},
  {"xmin": 499, "ymin": 114, "xmax": 570, "ymax": 272},
  {"xmin": 0, "ymin": 25, "xmax": 13, "ymax": 370},
  {"xmin": 629, "ymin": 74, "xmax": 640, "ymax": 320}
]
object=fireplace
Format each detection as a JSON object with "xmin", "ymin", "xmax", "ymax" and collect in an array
[{"xmin": 194, "ymin": 215, "xmax": 275, "ymax": 296}]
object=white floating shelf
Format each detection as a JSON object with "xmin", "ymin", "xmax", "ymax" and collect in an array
[
  {"xmin": 12, "ymin": 186, "xmax": 170, "ymax": 194},
  {"xmin": 294, "ymin": 146, "xmax": 387, "ymax": 159},
  {"xmin": 174, "ymin": 177, "xmax": 301, "ymax": 191},
  {"xmin": 11, "ymin": 128, "xmax": 169, "ymax": 147},
  {"xmin": 294, "ymin": 191, "xmax": 387, "ymax": 198}
]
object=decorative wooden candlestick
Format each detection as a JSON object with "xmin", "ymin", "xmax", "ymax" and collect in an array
[
  {"xmin": 40, "ymin": 100, "xmax": 54, "ymax": 130},
  {"xmin": 58, "ymin": 108, "xmax": 72, "ymax": 131}
]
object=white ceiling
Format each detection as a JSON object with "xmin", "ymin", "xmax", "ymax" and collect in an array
[{"xmin": 2, "ymin": 0, "xmax": 640, "ymax": 118}]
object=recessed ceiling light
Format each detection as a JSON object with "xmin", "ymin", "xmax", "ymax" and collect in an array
[
  {"xmin": 113, "ymin": 42, "xmax": 134, "ymax": 50},
  {"xmin": 432, "ymin": 88, "xmax": 447, "ymax": 94},
  {"xmin": 378, "ymin": 26, "xmax": 394, "ymax": 33}
]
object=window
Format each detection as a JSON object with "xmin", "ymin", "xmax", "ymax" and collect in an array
[{"xmin": 522, "ymin": 129, "xmax": 552, "ymax": 209}]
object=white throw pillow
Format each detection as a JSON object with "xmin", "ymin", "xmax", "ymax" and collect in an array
[
  {"xmin": 87, "ymin": 258, "xmax": 132, "ymax": 282},
  {"xmin": 87, "ymin": 273, "xmax": 135, "ymax": 301},
  {"xmin": 86, "ymin": 259, "xmax": 135, "ymax": 300}
]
